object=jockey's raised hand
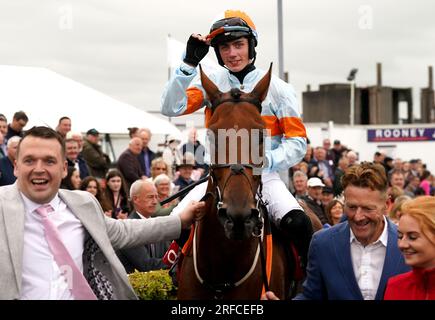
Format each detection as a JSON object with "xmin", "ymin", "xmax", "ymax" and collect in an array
[{"xmin": 183, "ymin": 34, "xmax": 209, "ymax": 67}]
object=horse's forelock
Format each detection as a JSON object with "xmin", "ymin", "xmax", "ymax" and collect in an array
[{"xmin": 230, "ymin": 88, "xmax": 242, "ymax": 101}]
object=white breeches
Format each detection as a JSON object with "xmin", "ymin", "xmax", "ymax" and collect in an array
[{"xmin": 170, "ymin": 172, "xmax": 302, "ymax": 226}]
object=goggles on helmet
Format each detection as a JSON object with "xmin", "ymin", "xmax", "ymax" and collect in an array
[{"xmin": 207, "ymin": 17, "xmax": 256, "ymax": 47}]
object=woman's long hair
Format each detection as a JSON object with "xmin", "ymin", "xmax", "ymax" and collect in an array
[
  {"xmin": 80, "ymin": 176, "xmax": 112, "ymax": 212},
  {"xmin": 60, "ymin": 166, "xmax": 79, "ymax": 190},
  {"xmin": 103, "ymin": 169, "xmax": 131, "ymax": 217}
]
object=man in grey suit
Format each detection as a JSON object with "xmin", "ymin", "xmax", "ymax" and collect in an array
[
  {"xmin": 0, "ymin": 126, "xmax": 204, "ymax": 300},
  {"xmin": 117, "ymin": 180, "xmax": 171, "ymax": 273}
]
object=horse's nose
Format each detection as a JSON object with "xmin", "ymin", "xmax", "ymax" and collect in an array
[{"xmin": 222, "ymin": 208, "xmax": 256, "ymax": 240}]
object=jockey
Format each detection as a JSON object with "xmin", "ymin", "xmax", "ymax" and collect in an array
[{"xmin": 161, "ymin": 10, "xmax": 313, "ymax": 266}]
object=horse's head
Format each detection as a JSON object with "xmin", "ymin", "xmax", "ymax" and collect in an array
[{"xmin": 200, "ymin": 64, "xmax": 272, "ymax": 240}]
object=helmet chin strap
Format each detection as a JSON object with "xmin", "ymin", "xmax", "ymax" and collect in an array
[{"xmin": 227, "ymin": 61, "xmax": 256, "ymax": 85}]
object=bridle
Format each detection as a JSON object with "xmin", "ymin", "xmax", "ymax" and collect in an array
[
  {"xmin": 208, "ymin": 163, "xmax": 266, "ymax": 234},
  {"xmin": 190, "ymin": 92, "xmax": 271, "ymax": 298},
  {"xmin": 209, "ymin": 88, "xmax": 262, "ymax": 113},
  {"xmin": 207, "ymin": 89, "xmax": 267, "ymax": 230}
]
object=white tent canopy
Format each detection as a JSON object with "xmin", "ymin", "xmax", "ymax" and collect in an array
[{"xmin": 0, "ymin": 65, "xmax": 181, "ymax": 136}]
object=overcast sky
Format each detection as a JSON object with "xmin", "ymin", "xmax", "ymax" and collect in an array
[{"xmin": 1, "ymin": 0, "xmax": 434, "ymax": 119}]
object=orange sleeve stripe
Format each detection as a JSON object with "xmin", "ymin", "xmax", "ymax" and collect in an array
[
  {"xmin": 183, "ymin": 87, "xmax": 204, "ymax": 115},
  {"xmin": 261, "ymin": 115, "xmax": 281, "ymax": 136},
  {"xmin": 262, "ymin": 116, "xmax": 307, "ymax": 138},
  {"xmin": 280, "ymin": 116, "xmax": 307, "ymax": 138}
]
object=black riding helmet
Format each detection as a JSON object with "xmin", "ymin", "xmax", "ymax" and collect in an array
[{"xmin": 207, "ymin": 11, "xmax": 258, "ymax": 67}]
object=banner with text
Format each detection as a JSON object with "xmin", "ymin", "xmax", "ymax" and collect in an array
[{"xmin": 367, "ymin": 127, "xmax": 435, "ymax": 142}]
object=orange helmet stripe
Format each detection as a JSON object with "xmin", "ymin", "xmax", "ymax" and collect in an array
[{"xmin": 224, "ymin": 10, "xmax": 256, "ymax": 30}]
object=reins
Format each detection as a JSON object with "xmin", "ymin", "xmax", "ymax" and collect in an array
[
  {"xmin": 189, "ymin": 164, "xmax": 271, "ymax": 299},
  {"xmin": 176, "ymin": 85, "xmax": 274, "ymax": 298},
  {"xmin": 159, "ymin": 175, "xmax": 209, "ymax": 206}
]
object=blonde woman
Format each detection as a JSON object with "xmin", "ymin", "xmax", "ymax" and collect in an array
[{"xmin": 384, "ymin": 196, "xmax": 435, "ymax": 300}]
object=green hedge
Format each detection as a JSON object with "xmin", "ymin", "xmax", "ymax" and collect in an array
[{"xmin": 128, "ymin": 269, "xmax": 177, "ymax": 300}]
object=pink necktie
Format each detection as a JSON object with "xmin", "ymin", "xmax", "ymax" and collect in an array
[{"xmin": 36, "ymin": 204, "xmax": 97, "ymax": 300}]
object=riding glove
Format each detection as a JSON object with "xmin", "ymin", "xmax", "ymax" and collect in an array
[{"xmin": 183, "ymin": 35, "xmax": 210, "ymax": 67}]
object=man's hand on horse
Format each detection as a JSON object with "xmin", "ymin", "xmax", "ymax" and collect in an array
[
  {"xmin": 179, "ymin": 200, "xmax": 206, "ymax": 229},
  {"xmin": 183, "ymin": 33, "xmax": 210, "ymax": 67}
]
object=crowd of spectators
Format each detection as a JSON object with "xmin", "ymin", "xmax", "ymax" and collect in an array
[
  {"xmin": 288, "ymin": 137, "xmax": 434, "ymax": 229},
  {"xmin": 0, "ymin": 111, "xmax": 433, "ymax": 300}
]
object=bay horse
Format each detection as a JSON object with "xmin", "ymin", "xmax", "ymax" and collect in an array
[{"xmin": 177, "ymin": 64, "xmax": 291, "ymax": 300}]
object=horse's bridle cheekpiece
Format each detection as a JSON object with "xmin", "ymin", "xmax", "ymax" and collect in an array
[{"xmin": 209, "ymin": 163, "xmax": 266, "ymax": 238}]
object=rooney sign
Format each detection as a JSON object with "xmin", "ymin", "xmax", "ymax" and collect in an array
[{"xmin": 367, "ymin": 128, "xmax": 435, "ymax": 142}]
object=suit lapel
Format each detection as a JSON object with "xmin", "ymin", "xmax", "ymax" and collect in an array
[
  {"xmin": 58, "ymin": 190, "xmax": 107, "ymax": 250},
  {"xmin": 333, "ymin": 223, "xmax": 364, "ymax": 299},
  {"xmin": 2, "ymin": 183, "xmax": 26, "ymax": 291},
  {"xmin": 375, "ymin": 220, "xmax": 401, "ymax": 300},
  {"xmin": 129, "ymin": 211, "xmax": 141, "ymax": 220}
]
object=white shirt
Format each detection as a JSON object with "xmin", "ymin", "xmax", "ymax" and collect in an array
[
  {"xmin": 73, "ymin": 160, "xmax": 80, "ymax": 176},
  {"xmin": 350, "ymin": 216, "xmax": 388, "ymax": 300},
  {"xmin": 20, "ymin": 193, "xmax": 86, "ymax": 300}
]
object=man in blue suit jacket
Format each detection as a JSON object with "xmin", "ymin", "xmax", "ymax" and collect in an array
[
  {"xmin": 263, "ymin": 162, "xmax": 410, "ymax": 300},
  {"xmin": 293, "ymin": 162, "xmax": 410, "ymax": 300},
  {"xmin": 294, "ymin": 219, "xmax": 409, "ymax": 300}
]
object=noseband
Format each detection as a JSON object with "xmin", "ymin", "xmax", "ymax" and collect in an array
[{"xmin": 209, "ymin": 163, "xmax": 265, "ymax": 231}]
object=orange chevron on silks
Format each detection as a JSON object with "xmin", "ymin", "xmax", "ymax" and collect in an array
[
  {"xmin": 261, "ymin": 115, "xmax": 281, "ymax": 136},
  {"xmin": 279, "ymin": 116, "xmax": 307, "ymax": 138},
  {"xmin": 262, "ymin": 115, "xmax": 306, "ymax": 138},
  {"xmin": 183, "ymin": 87, "xmax": 204, "ymax": 115},
  {"xmin": 261, "ymin": 116, "xmax": 307, "ymax": 138}
]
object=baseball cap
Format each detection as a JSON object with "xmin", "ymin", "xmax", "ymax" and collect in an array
[
  {"xmin": 86, "ymin": 128, "xmax": 100, "ymax": 136},
  {"xmin": 307, "ymin": 177, "xmax": 325, "ymax": 188},
  {"xmin": 333, "ymin": 140, "xmax": 341, "ymax": 145}
]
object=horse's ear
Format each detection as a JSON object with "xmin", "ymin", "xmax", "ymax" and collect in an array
[
  {"xmin": 252, "ymin": 62, "xmax": 273, "ymax": 102},
  {"xmin": 199, "ymin": 64, "xmax": 220, "ymax": 102}
]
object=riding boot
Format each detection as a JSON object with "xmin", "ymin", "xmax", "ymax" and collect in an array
[{"xmin": 279, "ymin": 209, "xmax": 313, "ymax": 271}]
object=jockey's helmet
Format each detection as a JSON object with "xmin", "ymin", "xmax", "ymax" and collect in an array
[{"xmin": 207, "ymin": 10, "xmax": 258, "ymax": 66}]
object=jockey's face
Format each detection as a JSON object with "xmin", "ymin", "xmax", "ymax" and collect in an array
[{"xmin": 218, "ymin": 37, "xmax": 250, "ymax": 72}]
